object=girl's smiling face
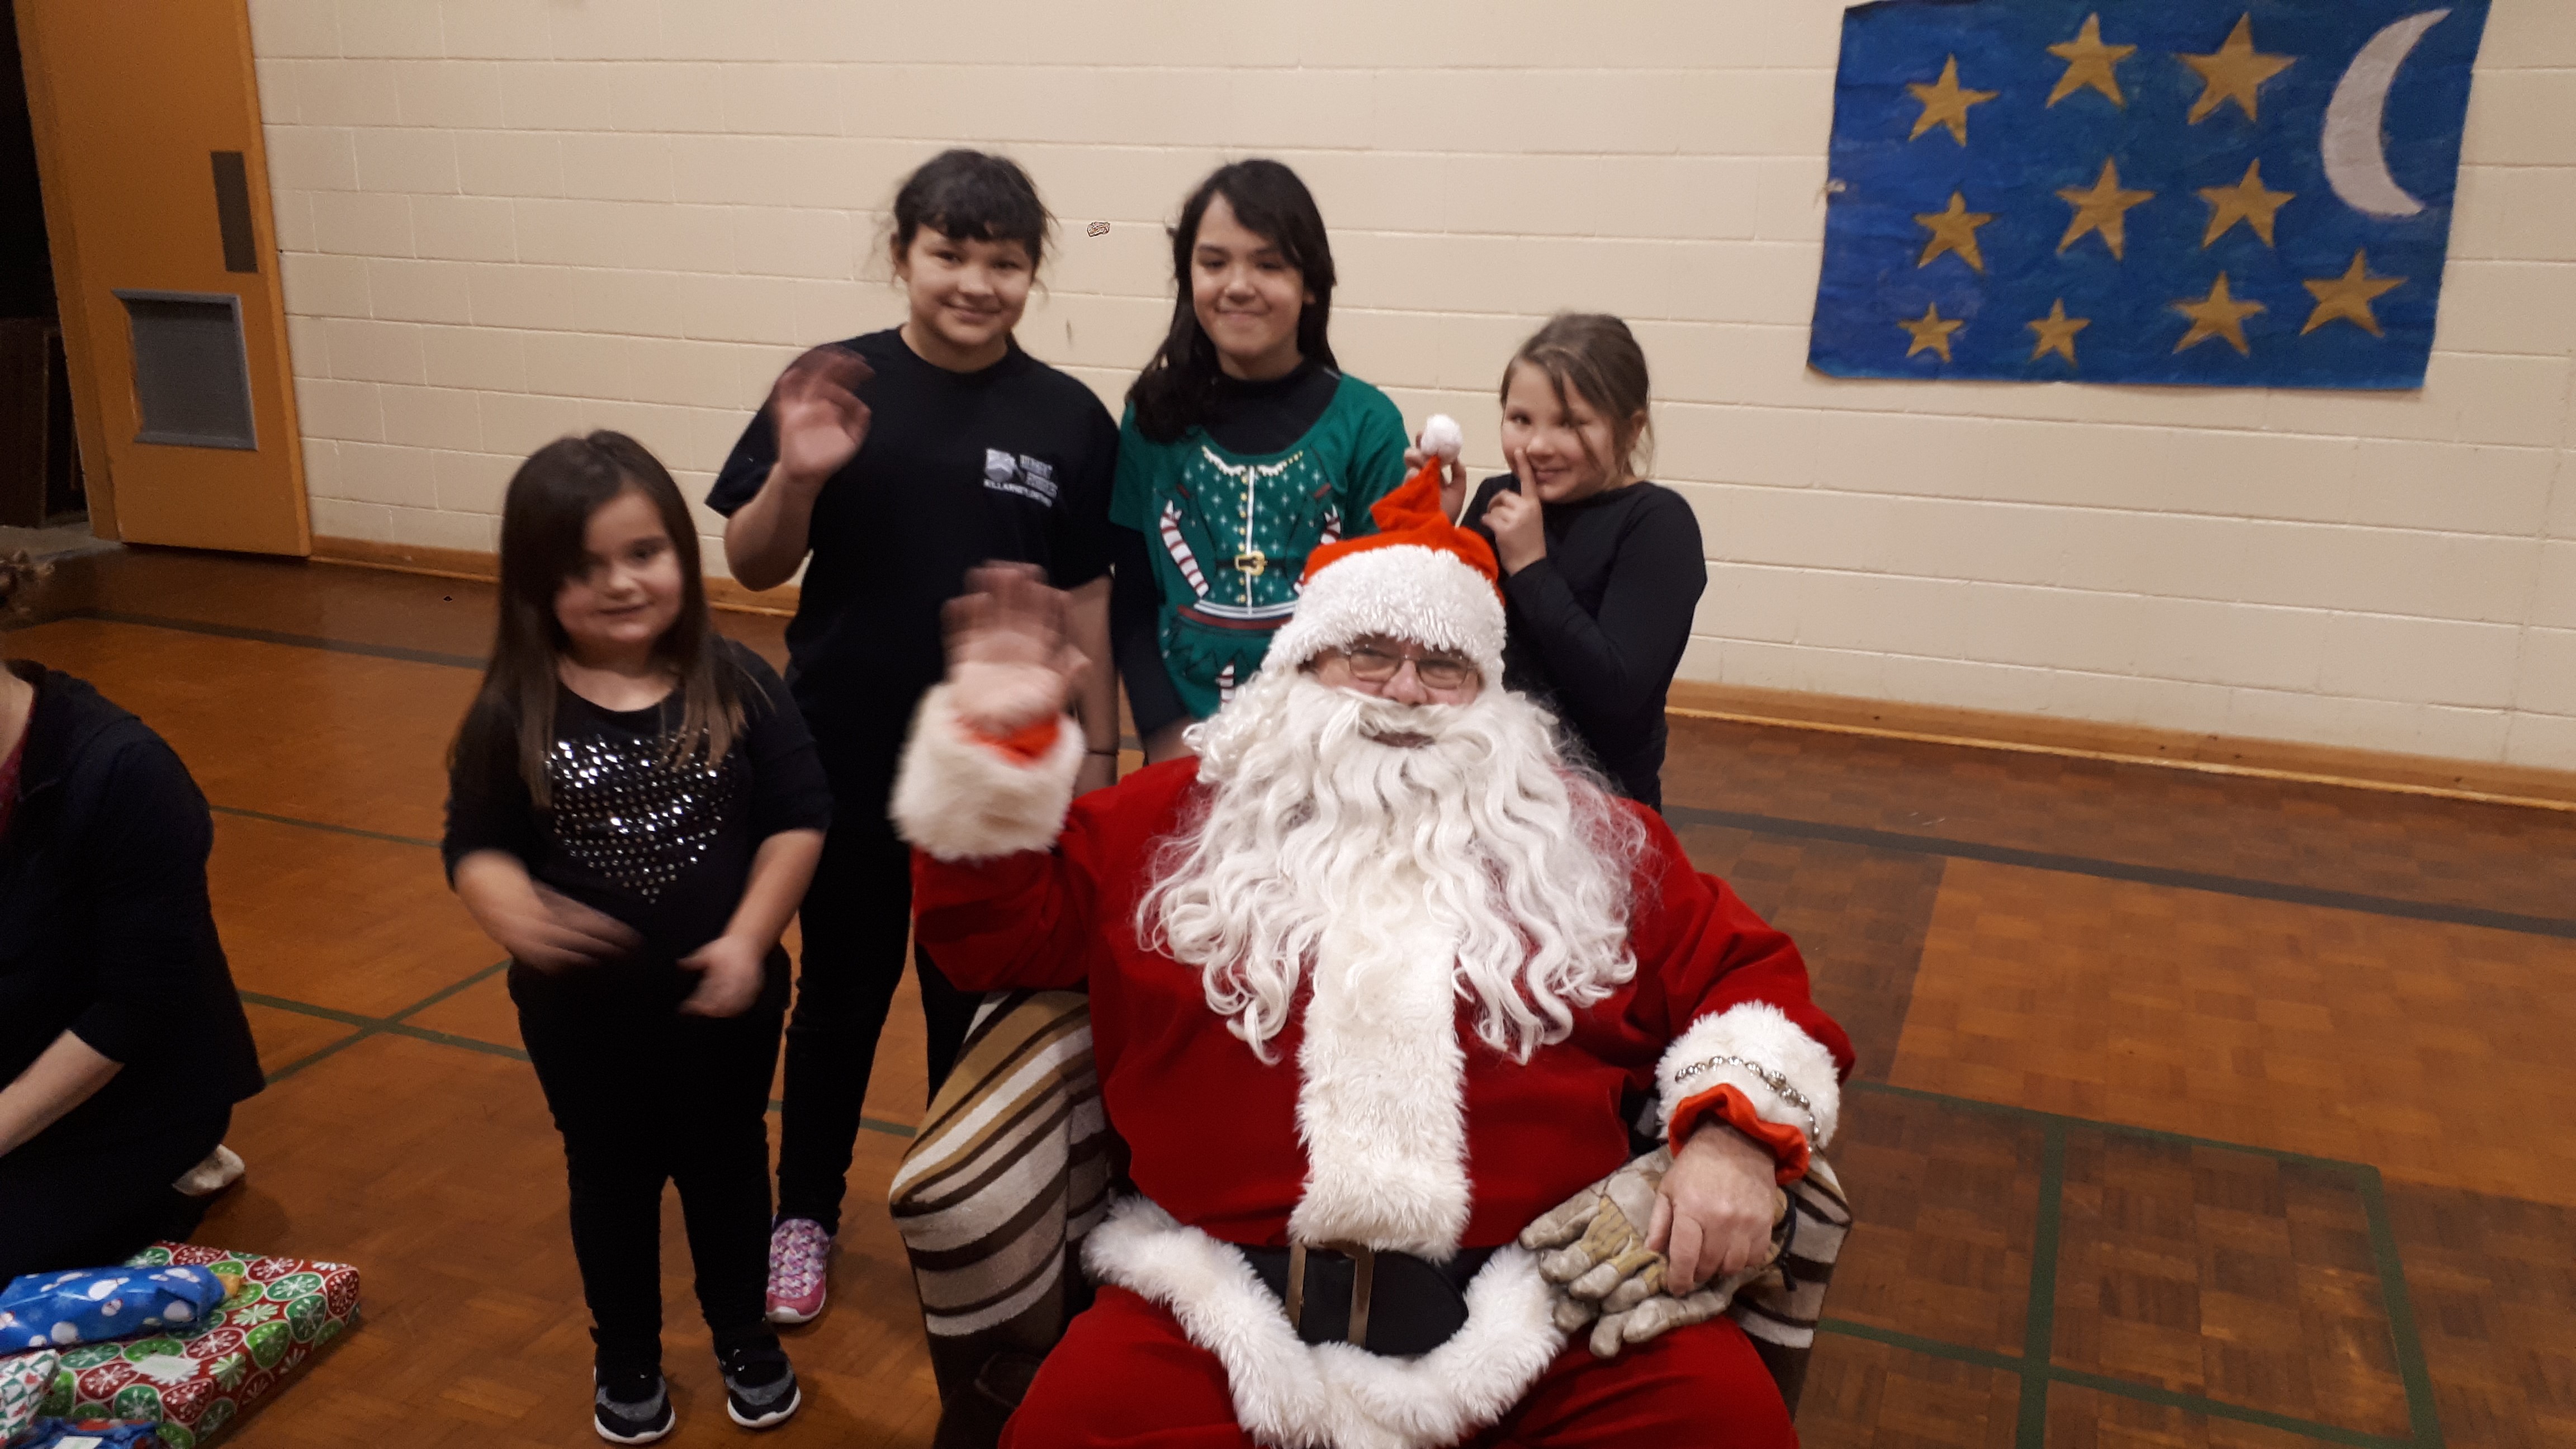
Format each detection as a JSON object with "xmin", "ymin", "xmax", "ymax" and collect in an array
[
  {"xmin": 553, "ymin": 487, "xmax": 683, "ymax": 664},
  {"xmin": 1190, "ymin": 193, "xmax": 1310, "ymax": 381},
  {"xmin": 1498, "ymin": 361, "xmax": 1636, "ymax": 505},
  {"xmin": 895, "ymin": 226, "xmax": 1034, "ymax": 365}
]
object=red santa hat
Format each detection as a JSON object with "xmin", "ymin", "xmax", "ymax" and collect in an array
[{"xmin": 1264, "ymin": 446, "xmax": 1507, "ymax": 684}]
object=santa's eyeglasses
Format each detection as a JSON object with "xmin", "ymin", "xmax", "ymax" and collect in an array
[{"xmin": 1338, "ymin": 642, "xmax": 1478, "ymax": 690}]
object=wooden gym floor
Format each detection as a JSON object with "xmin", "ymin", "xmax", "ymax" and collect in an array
[{"xmin": 7, "ymin": 546, "xmax": 2572, "ymax": 1449}]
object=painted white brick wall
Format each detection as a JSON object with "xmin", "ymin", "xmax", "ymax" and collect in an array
[{"xmin": 245, "ymin": 0, "xmax": 2576, "ymax": 768}]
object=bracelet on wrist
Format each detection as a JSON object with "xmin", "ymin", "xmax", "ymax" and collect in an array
[{"xmin": 1671, "ymin": 1054, "xmax": 1820, "ymax": 1141}]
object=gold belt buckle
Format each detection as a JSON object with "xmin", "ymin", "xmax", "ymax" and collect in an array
[
  {"xmin": 1283, "ymin": 1240, "xmax": 1375, "ymax": 1347},
  {"xmin": 1234, "ymin": 549, "xmax": 1267, "ymax": 577}
]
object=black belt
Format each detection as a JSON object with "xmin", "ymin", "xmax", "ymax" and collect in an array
[{"xmin": 1241, "ymin": 1242, "xmax": 1498, "ymax": 1357}]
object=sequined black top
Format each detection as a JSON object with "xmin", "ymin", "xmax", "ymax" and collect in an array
[{"xmin": 441, "ymin": 640, "xmax": 834, "ymax": 965}]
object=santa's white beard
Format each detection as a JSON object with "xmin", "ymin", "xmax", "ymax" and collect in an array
[{"xmin": 1138, "ymin": 670, "xmax": 1646, "ymax": 1062}]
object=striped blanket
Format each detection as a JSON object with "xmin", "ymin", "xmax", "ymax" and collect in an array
[
  {"xmin": 890, "ymin": 992, "xmax": 1850, "ymax": 1446},
  {"xmin": 888, "ymin": 991, "xmax": 1116, "ymax": 1449}
]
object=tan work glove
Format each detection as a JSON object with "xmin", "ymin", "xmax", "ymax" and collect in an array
[
  {"xmin": 1518, "ymin": 1148, "xmax": 1673, "ymax": 1326},
  {"xmin": 1518, "ymin": 1149, "xmax": 1789, "ymax": 1357}
]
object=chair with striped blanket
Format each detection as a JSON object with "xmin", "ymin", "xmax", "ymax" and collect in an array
[{"xmin": 889, "ymin": 991, "xmax": 1852, "ymax": 1448}]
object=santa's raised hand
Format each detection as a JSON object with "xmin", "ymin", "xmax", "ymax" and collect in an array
[{"xmin": 941, "ymin": 563, "xmax": 1091, "ymax": 734}]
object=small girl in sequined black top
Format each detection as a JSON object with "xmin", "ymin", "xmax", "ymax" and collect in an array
[{"xmin": 442, "ymin": 432, "xmax": 831, "ymax": 1444}]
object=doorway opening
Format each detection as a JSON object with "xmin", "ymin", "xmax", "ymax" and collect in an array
[{"xmin": 0, "ymin": 2, "xmax": 87, "ymax": 544}]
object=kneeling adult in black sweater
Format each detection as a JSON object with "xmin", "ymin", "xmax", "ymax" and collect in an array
[{"xmin": 0, "ymin": 556, "xmax": 265, "ymax": 1282}]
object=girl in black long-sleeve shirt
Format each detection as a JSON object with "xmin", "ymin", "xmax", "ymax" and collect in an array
[
  {"xmin": 443, "ymin": 433, "xmax": 830, "ymax": 1443},
  {"xmin": 1451, "ymin": 315, "xmax": 1706, "ymax": 810}
]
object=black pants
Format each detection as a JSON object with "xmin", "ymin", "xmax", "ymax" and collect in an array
[
  {"xmin": 0, "ymin": 1105, "xmax": 229, "ymax": 1284},
  {"xmin": 775, "ymin": 782, "xmax": 980, "ymax": 1233},
  {"xmin": 513, "ymin": 953, "xmax": 789, "ymax": 1374}
]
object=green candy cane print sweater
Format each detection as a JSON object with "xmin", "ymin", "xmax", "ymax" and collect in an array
[{"xmin": 1111, "ymin": 371, "xmax": 1412, "ymax": 720}]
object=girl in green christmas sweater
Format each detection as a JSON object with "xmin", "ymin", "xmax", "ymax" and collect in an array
[{"xmin": 1109, "ymin": 159, "xmax": 1413, "ymax": 760}]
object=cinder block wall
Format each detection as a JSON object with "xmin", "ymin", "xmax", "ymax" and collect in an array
[{"xmin": 246, "ymin": 0, "xmax": 2576, "ymax": 768}]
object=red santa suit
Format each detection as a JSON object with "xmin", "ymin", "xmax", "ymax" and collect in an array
[{"xmin": 892, "ymin": 468, "xmax": 1854, "ymax": 1449}]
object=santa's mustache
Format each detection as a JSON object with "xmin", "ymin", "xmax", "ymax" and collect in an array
[{"xmin": 1288, "ymin": 675, "xmax": 1494, "ymax": 757}]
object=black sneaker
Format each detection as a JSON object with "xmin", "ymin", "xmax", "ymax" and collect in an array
[
  {"xmin": 593, "ymin": 1366, "xmax": 675, "ymax": 1445},
  {"xmin": 720, "ymin": 1344, "xmax": 801, "ymax": 1430}
]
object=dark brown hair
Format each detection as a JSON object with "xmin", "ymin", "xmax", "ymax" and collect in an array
[
  {"xmin": 467, "ymin": 432, "xmax": 745, "ymax": 808},
  {"xmin": 1127, "ymin": 159, "xmax": 1338, "ymax": 443},
  {"xmin": 1502, "ymin": 313, "xmax": 1654, "ymax": 482}
]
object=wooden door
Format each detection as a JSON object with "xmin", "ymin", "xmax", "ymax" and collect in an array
[{"xmin": 14, "ymin": 0, "xmax": 306, "ymax": 553}]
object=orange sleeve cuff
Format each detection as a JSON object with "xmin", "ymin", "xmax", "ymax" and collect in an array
[
  {"xmin": 1669, "ymin": 1083, "xmax": 1811, "ymax": 1185},
  {"xmin": 965, "ymin": 714, "xmax": 1066, "ymax": 764}
]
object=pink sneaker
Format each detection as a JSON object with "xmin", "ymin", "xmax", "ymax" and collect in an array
[{"xmin": 765, "ymin": 1218, "xmax": 831, "ymax": 1325}]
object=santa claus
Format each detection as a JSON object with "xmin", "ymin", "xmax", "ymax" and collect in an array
[{"xmin": 891, "ymin": 468, "xmax": 1853, "ymax": 1448}]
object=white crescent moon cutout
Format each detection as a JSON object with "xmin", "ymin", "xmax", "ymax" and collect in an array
[{"xmin": 2322, "ymin": 9, "xmax": 2452, "ymax": 219}]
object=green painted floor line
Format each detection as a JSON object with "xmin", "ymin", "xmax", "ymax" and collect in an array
[
  {"xmin": 1819, "ymin": 1320, "xmax": 2417, "ymax": 1449},
  {"xmin": 1850, "ymin": 1077, "xmax": 2445, "ymax": 1449},
  {"xmin": 1849, "ymin": 1078, "xmax": 2386, "ymax": 1174},
  {"xmin": 388, "ymin": 960, "xmax": 511, "ymax": 1022},
  {"xmin": 68, "ymin": 607, "xmax": 487, "ymax": 670},
  {"xmin": 241, "ymin": 978, "xmax": 916, "ymax": 1138},
  {"xmin": 2014, "ymin": 1119, "xmax": 2067, "ymax": 1449},
  {"xmin": 2356, "ymin": 1168, "xmax": 2447, "ymax": 1449},
  {"xmin": 211, "ymin": 803, "xmax": 440, "ymax": 850}
]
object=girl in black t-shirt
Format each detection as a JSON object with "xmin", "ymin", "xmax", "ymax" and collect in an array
[
  {"xmin": 444, "ymin": 432, "xmax": 830, "ymax": 1443},
  {"xmin": 704, "ymin": 150, "xmax": 1120, "ymax": 1325}
]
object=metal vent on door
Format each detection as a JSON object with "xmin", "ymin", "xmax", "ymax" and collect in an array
[{"xmin": 113, "ymin": 289, "xmax": 258, "ymax": 449}]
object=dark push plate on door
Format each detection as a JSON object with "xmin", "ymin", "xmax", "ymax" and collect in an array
[{"xmin": 211, "ymin": 151, "xmax": 257, "ymax": 274}]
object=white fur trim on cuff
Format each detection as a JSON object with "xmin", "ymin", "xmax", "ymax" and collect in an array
[
  {"xmin": 889, "ymin": 684, "xmax": 1085, "ymax": 862},
  {"xmin": 1266, "ymin": 545, "xmax": 1506, "ymax": 684},
  {"xmin": 1656, "ymin": 1003, "xmax": 1843, "ymax": 1149},
  {"xmin": 1084, "ymin": 1197, "xmax": 1563, "ymax": 1449}
]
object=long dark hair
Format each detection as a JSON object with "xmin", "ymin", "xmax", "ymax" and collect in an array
[
  {"xmin": 889, "ymin": 148, "xmax": 1052, "ymax": 268},
  {"xmin": 1126, "ymin": 159, "xmax": 1337, "ymax": 443},
  {"xmin": 468, "ymin": 432, "xmax": 745, "ymax": 808}
]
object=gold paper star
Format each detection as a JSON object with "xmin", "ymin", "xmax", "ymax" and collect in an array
[
  {"xmin": 2172, "ymin": 273, "xmax": 2266, "ymax": 355},
  {"xmin": 2198, "ymin": 160, "xmax": 2295, "ymax": 247},
  {"xmin": 2027, "ymin": 300, "xmax": 2091, "ymax": 365},
  {"xmin": 1899, "ymin": 304, "xmax": 1965, "ymax": 362},
  {"xmin": 2300, "ymin": 251, "xmax": 2406, "ymax": 336},
  {"xmin": 2056, "ymin": 160, "xmax": 2155, "ymax": 260},
  {"xmin": 1915, "ymin": 192, "xmax": 1995, "ymax": 272},
  {"xmin": 1907, "ymin": 55, "xmax": 1999, "ymax": 145},
  {"xmin": 2180, "ymin": 16, "xmax": 2294, "ymax": 124},
  {"xmin": 2047, "ymin": 15, "xmax": 2135, "ymax": 107}
]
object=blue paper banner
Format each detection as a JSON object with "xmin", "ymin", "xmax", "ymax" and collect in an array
[{"xmin": 1807, "ymin": 0, "xmax": 2492, "ymax": 389}]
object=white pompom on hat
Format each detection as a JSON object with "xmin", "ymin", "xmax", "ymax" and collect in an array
[{"xmin": 1263, "ymin": 457, "xmax": 1507, "ymax": 683}]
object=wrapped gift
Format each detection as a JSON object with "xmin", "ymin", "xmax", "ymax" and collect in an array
[
  {"xmin": 3, "ymin": 1348, "xmax": 60, "ymax": 1442},
  {"xmin": 13, "ymin": 1419, "xmax": 165, "ymax": 1447},
  {"xmin": 1, "ymin": 1267, "xmax": 233, "ymax": 1350},
  {"xmin": 36, "ymin": 1247, "xmax": 359, "ymax": 1449}
]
